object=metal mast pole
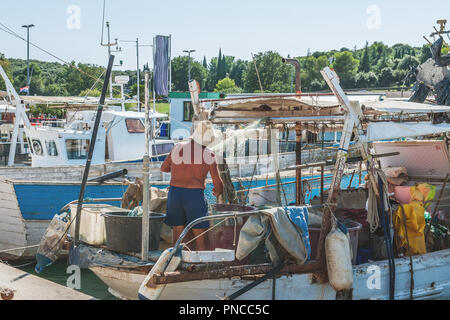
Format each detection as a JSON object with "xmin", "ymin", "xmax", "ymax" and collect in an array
[
  {"xmin": 137, "ymin": 38, "xmax": 141, "ymax": 112},
  {"xmin": 141, "ymin": 70, "xmax": 151, "ymax": 261},
  {"xmin": 183, "ymin": 49, "xmax": 196, "ymax": 84},
  {"xmin": 119, "ymin": 38, "xmax": 151, "ymax": 112},
  {"xmin": 169, "ymin": 35, "xmax": 172, "ymax": 92},
  {"xmin": 152, "ymin": 38, "xmax": 156, "ymax": 142},
  {"xmin": 26, "ymin": 27, "xmax": 30, "ymax": 94},
  {"xmin": 22, "ymin": 24, "xmax": 34, "ymax": 95},
  {"xmin": 106, "ymin": 22, "xmax": 112, "ymax": 99},
  {"xmin": 74, "ymin": 55, "xmax": 115, "ymax": 245},
  {"xmin": 188, "ymin": 51, "xmax": 191, "ymax": 81},
  {"xmin": 152, "ymin": 37, "xmax": 156, "ymax": 114}
]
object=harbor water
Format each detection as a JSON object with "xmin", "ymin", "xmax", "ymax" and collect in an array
[{"xmin": 18, "ymin": 260, "xmax": 117, "ymax": 300}]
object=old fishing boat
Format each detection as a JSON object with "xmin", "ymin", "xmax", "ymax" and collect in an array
[
  {"xmin": 60, "ymin": 62, "xmax": 450, "ymax": 300},
  {"xmin": 0, "ymin": 71, "xmax": 363, "ymax": 261}
]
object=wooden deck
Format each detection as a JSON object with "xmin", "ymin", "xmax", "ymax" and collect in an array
[{"xmin": 0, "ymin": 262, "xmax": 93, "ymax": 300}]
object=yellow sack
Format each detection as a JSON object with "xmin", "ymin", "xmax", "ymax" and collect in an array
[
  {"xmin": 393, "ymin": 203, "xmax": 427, "ymax": 256},
  {"xmin": 410, "ymin": 183, "xmax": 436, "ymax": 208}
]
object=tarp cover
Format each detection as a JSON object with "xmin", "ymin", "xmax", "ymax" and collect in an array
[{"xmin": 236, "ymin": 207, "xmax": 310, "ymax": 265}]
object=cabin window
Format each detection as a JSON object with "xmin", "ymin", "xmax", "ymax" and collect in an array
[
  {"xmin": 152, "ymin": 142, "xmax": 174, "ymax": 155},
  {"xmin": 66, "ymin": 139, "xmax": 90, "ymax": 160},
  {"xmin": 31, "ymin": 139, "xmax": 43, "ymax": 156},
  {"xmin": 45, "ymin": 140, "xmax": 58, "ymax": 157},
  {"xmin": 125, "ymin": 118, "xmax": 145, "ymax": 133},
  {"xmin": 183, "ymin": 101, "xmax": 194, "ymax": 122}
]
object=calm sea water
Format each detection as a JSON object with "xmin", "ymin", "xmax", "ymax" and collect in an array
[{"xmin": 19, "ymin": 259, "xmax": 117, "ymax": 300}]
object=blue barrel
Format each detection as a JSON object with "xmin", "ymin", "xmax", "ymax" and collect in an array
[{"xmin": 160, "ymin": 123, "xmax": 168, "ymax": 137}]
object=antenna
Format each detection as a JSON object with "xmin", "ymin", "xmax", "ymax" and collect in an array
[
  {"xmin": 100, "ymin": 0, "xmax": 106, "ymax": 45},
  {"xmin": 101, "ymin": 21, "xmax": 119, "ymax": 98}
]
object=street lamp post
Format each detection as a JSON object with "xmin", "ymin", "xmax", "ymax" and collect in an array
[
  {"xmin": 120, "ymin": 39, "xmax": 152, "ymax": 112},
  {"xmin": 183, "ymin": 49, "xmax": 196, "ymax": 83},
  {"xmin": 22, "ymin": 24, "xmax": 34, "ymax": 95}
]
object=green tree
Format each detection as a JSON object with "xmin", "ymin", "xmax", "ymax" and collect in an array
[
  {"xmin": 79, "ymin": 88, "xmax": 101, "ymax": 97},
  {"xmin": 420, "ymin": 44, "xmax": 432, "ymax": 63},
  {"xmin": 214, "ymin": 77, "xmax": 242, "ymax": 93},
  {"xmin": 299, "ymin": 55, "xmax": 329, "ymax": 91},
  {"xmin": 45, "ymin": 83, "xmax": 69, "ymax": 96},
  {"xmin": 13, "ymin": 62, "xmax": 45, "ymax": 95},
  {"xmin": 377, "ymin": 67, "xmax": 394, "ymax": 87},
  {"xmin": 205, "ymin": 57, "xmax": 218, "ymax": 91},
  {"xmin": 130, "ymin": 84, "xmax": 145, "ymax": 103},
  {"xmin": 355, "ymin": 71, "xmax": 378, "ymax": 88},
  {"xmin": 332, "ymin": 51, "xmax": 359, "ymax": 87},
  {"xmin": 0, "ymin": 53, "xmax": 12, "ymax": 91},
  {"xmin": 243, "ymin": 51, "xmax": 291, "ymax": 93},
  {"xmin": 397, "ymin": 55, "xmax": 420, "ymax": 71},
  {"xmin": 229, "ymin": 59, "xmax": 248, "ymax": 88},
  {"xmin": 359, "ymin": 42, "xmax": 370, "ymax": 72},
  {"xmin": 171, "ymin": 56, "xmax": 207, "ymax": 91},
  {"xmin": 217, "ymin": 49, "xmax": 223, "ymax": 81},
  {"xmin": 59, "ymin": 62, "xmax": 105, "ymax": 96}
]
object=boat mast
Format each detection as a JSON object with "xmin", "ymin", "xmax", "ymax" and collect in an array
[
  {"xmin": 141, "ymin": 70, "xmax": 151, "ymax": 261},
  {"xmin": 74, "ymin": 55, "xmax": 115, "ymax": 245},
  {"xmin": 314, "ymin": 67, "xmax": 379, "ymax": 282},
  {"xmin": 101, "ymin": 21, "xmax": 117, "ymax": 99},
  {"xmin": 0, "ymin": 65, "xmax": 31, "ymax": 166}
]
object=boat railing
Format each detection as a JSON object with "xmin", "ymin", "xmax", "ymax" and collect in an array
[
  {"xmin": 167, "ymin": 209, "xmax": 271, "ymax": 266},
  {"xmin": 38, "ymin": 120, "xmax": 66, "ymax": 128},
  {"xmin": 169, "ymin": 204, "xmax": 324, "ymax": 263},
  {"xmin": 59, "ymin": 197, "xmax": 123, "ymax": 213}
]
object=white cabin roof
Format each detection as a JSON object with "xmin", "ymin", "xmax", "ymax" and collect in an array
[
  {"xmin": 363, "ymin": 99, "xmax": 450, "ymax": 113},
  {"xmin": 104, "ymin": 110, "xmax": 168, "ymax": 119}
]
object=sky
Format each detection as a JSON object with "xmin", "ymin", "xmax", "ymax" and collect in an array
[{"xmin": 0, "ymin": 0, "xmax": 449, "ymax": 70}]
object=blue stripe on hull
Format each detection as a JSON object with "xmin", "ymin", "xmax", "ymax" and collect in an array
[
  {"xmin": 14, "ymin": 184, "xmax": 127, "ymax": 220},
  {"xmin": 13, "ymin": 172, "xmax": 366, "ymax": 221}
]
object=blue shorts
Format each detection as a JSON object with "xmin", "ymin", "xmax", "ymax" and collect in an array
[{"xmin": 166, "ymin": 186, "xmax": 209, "ymax": 229}]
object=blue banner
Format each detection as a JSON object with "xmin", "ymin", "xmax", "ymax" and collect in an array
[{"xmin": 154, "ymin": 35, "xmax": 169, "ymax": 97}]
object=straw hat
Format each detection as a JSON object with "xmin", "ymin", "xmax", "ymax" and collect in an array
[{"xmin": 190, "ymin": 120, "xmax": 220, "ymax": 148}]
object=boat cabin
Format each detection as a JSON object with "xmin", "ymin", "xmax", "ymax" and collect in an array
[{"xmin": 24, "ymin": 110, "xmax": 174, "ymax": 167}]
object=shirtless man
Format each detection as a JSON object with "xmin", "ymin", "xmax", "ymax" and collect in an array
[{"xmin": 161, "ymin": 121, "xmax": 223, "ymax": 250}]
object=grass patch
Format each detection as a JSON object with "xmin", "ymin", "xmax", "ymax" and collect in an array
[
  {"xmin": 124, "ymin": 102, "xmax": 170, "ymax": 115},
  {"xmin": 155, "ymin": 103, "xmax": 170, "ymax": 115}
]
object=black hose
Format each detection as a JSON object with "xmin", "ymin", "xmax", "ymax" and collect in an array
[{"xmin": 378, "ymin": 176, "xmax": 395, "ymax": 300}]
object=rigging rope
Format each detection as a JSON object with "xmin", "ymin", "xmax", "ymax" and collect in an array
[{"xmin": 0, "ymin": 21, "xmax": 131, "ymax": 101}]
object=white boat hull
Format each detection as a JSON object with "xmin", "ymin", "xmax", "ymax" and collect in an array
[{"xmin": 90, "ymin": 248, "xmax": 450, "ymax": 300}]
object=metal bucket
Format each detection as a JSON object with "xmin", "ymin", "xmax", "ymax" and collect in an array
[
  {"xmin": 103, "ymin": 212, "xmax": 166, "ymax": 254},
  {"xmin": 207, "ymin": 204, "xmax": 256, "ymax": 252},
  {"xmin": 309, "ymin": 220, "xmax": 362, "ymax": 264}
]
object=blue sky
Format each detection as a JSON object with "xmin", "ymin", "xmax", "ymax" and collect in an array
[{"xmin": 0, "ymin": 0, "xmax": 448, "ymax": 70}]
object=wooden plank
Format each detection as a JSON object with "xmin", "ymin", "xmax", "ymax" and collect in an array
[
  {"xmin": 24, "ymin": 220, "xmax": 49, "ymax": 244},
  {"xmin": 0, "ymin": 181, "xmax": 15, "ymax": 195},
  {"xmin": 213, "ymin": 108, "xmax": 343, "ymax": 119},
  {"xmin": 0, "ymin": 215, "xmax": 24, "ymax": 227},
  {"xmin": 152, "ymin": 262, "xmax": 322, "ymax": 285},
  {"xmin": 0, "ymin": 199, "xmax": 20, "ymax": 211},
  {"xmin": 0, "ymin": 228, "xmax": 28, "ymax": 241}
]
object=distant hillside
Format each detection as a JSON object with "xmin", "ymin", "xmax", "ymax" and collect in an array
[{"xmin": 1, "ymin": 40, "xmax": 446, "ymax": 98}]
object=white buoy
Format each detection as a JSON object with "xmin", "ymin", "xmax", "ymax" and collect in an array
[{"xmin": 325, "ymin": 224, "xmax": 353, "ymax": 291}]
